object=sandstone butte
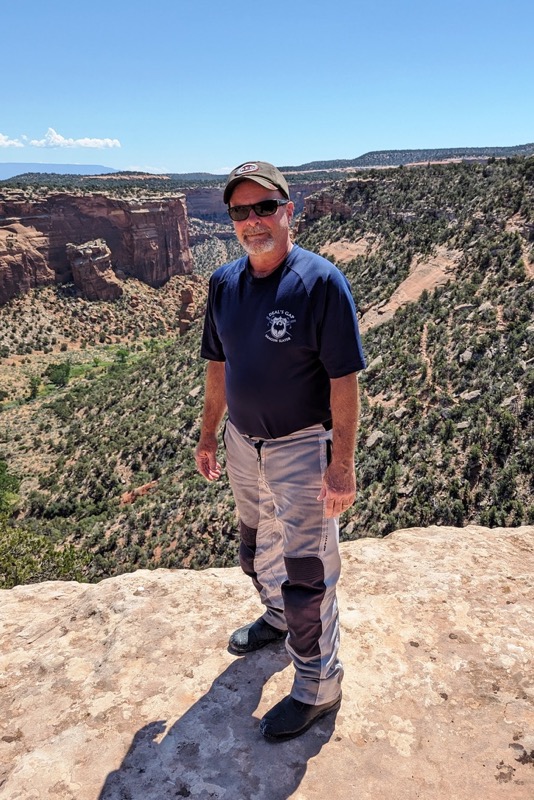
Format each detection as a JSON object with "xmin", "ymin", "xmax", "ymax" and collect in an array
[{"xmin": 1, "ymin": 525, "xmax": 533, "ymax": 800}]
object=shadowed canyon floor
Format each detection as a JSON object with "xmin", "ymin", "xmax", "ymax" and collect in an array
[{"xmin": 1, "ymin": 525, "xmax": 533, "ymax": 799}]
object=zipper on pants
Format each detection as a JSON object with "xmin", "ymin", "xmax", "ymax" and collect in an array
[{"xmin": 254, "ymin": 440, "xmax": 264, "ymax": 464}]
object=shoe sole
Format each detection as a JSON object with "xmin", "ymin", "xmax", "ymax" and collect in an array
[
  {"xmin": 229, "ymin": 634, "xmax": 287, "ymax": 655},
  {"xmin": 260, "ymin": 696, "xmax": 342, "ymax": 743}
]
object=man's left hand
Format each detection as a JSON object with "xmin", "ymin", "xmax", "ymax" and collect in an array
[{"xmin": 317, "ymin": 463, "xmax": 356, "ymax": 519}]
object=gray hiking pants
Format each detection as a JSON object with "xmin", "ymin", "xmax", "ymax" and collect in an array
[{"xmin": 224, "ymin": 419, "xmax": 343, "ymax": 705}]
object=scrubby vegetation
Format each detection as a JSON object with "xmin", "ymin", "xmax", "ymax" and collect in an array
[
  {"xmin": 188, "ymin": 218, "xmax": 243, "ymax": 277},
  {"xmin": 0, "ymin": 460, "xmax": 88, "ymax": 587},
  {"xmin": 1, "ymin": 157, "xmax": 532, "ymax": 585},
  {"xmin": 298, "ymin": 157, "xmax": 534, "ymax": 536},
  {"xmin": 0, "ymin": 274, "xmax": 205, "ymax": 403}
]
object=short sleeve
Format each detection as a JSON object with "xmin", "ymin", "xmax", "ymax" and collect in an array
[
  {"xmin": 317, "ymin": 272, "xmax": 366, "ymax": 377},
  {"xmin": 200, "ymin": 275, "xmax": 226, "ymax": 362}
]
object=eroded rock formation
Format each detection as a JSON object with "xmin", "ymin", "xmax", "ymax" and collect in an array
[
  {"xmin": 0, "ymin": 192, "xmax": 193, "ymax": 305},
  {"xmin": 0, "ymin": 222, "xmax": 55, "ymax": 303},
  {"xmin": 67, "ymin": 239, "xmax": 124, "ymax": 301},
  {"xmin": 297, "ymin": 190, "xmax": 354, "ymax": 234},
  {"xmin": 1, "ymin": 525, "xmax": 533, "ymax": 799}
]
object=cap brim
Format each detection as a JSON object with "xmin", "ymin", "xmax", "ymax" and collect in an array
[{"xmin": 224, "ymin": 176, "xmax": 282, "ymax": 204}]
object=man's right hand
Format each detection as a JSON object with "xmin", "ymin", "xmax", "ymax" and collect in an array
[{"xmin": 195, "ymin": 435, "xmax": 222, "ymax": 481}]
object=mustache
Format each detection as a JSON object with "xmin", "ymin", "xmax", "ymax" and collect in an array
[{"xmin": 243, "ymin": 226, "xmax": 271, "ymax": 235}]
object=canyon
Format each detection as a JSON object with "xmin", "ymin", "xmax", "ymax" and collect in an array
[
  {"xmin": 0, "ymin": 192, "xmax": 192, "ymax": 305},
  {"xmin": 0, "ymin": 178, "xmax": 329, "ymax": 305}
]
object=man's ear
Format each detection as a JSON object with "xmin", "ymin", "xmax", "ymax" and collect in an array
[{"xmin": 287, "ymin": 201, "xmax": 295, "ymax": 224}]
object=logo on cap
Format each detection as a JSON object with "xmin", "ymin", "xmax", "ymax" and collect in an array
[{"xmin": 235, "ymin": 163, "xmax": 259, "ymax": 176}]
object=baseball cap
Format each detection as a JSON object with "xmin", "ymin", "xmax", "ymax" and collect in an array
[{"xmin": 223, "ymin": 161, "xmax": 290, "ymax": 204}]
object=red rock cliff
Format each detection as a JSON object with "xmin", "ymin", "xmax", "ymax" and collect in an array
[
  {"xmin": 0, "ymin": 192, "xmax": 193, "ymax": 305},
  {"xmin": 297, "ymin": 191, "xmax": 354, "ymax": 234}
]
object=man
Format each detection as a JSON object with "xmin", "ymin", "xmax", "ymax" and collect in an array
[{"xmin": 195, "ymin": 161, "xmax": 366, "ymax": 742}]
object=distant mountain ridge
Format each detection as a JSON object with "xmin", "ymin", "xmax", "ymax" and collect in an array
[
  {"xmin": 0, "ymin": 163, "xmax": 118, "ymax": 180},
  {"xmin": 2, "ymin": 143, "xmax": 534, "ymax": 182},
  {"xmin": 282, "ymin": 143, "xmax": 534, "ymax": 171}
]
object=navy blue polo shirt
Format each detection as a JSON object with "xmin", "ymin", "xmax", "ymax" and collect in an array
[{"xmin": 201, "ymin": 245, "xmax": 366, "ymax": 439}]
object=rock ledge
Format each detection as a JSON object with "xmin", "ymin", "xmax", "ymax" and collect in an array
[{"xmin": 1, "ymin": 525, "xmax": 533, "ymax": 799}]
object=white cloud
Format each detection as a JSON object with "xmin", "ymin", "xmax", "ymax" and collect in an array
[
  {"xmin": 0, "ymin": 133, "xmax": 24, "ymax": 148},
  {"xmin": 29, "ymin": 127, "xmax": 121, "ymax": 149}
]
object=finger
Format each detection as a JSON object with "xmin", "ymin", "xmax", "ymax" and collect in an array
[
  {"xmin": 196, "ymin": 452, "xmax": 220, "ymax": 481},
  {"xmin": 197, "ymin": 461, "xmax": 211, "ymax": 480},
  {"xmin": 207, "ymin": 462, "xmax": 222, "ymax": 480},
  {"xmin": 325, "ymin": 497, "xmax": 354, "ymax": 518},
  {"xmin": 320, "ymin": 488, "xmax": 340, "ymax": 512},
  {"xmin": 325, "ymin": 504, "xmax": 341, "ymax": 519},
  {"xmin": 324, "ymin": 496, "xmax": 339, "ymax": 518}
]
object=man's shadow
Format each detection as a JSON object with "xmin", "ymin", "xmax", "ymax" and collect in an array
[{"xmin": 98, "ymin": 644, "xmax": 339, "ymax": 799}]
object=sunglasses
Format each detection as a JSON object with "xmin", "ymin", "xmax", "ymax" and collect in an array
[{"xmin": 228, "ymin": 199, "xmax": 289, "ymax": 222}]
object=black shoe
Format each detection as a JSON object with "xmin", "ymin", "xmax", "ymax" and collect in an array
[
  {"xmin": 229, "ymin": 618, "xmax": 287, "ymax": 654},
  {"xmin": 259, "ymin": 693, "xmax": 341, "ymax": 742}
]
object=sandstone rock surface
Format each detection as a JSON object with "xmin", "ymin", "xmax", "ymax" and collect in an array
[
  {"xmin": 297, "ymin": 191, "xmax": 353, "ymax": 232},
  {"xmin": 1, "ymin": 525, "xmax": 533, "ymax": 799},
  {"xmin": 66, "ymin": 239, "xmax": 123, "ymax": 301},
  {"xmin": 0, "ymin": 222, "xmax": 55, "ymax": 303},
  {"xmin": 0, "ymin": 192, "xmax": 192, "ymax": 305},
  {"xmin": 359, "ymin": 246, "xmax": 462, "ymax": 333}
]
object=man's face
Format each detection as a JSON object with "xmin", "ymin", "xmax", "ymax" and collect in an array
[{"xmin": 229, "ymin": 181, "xmax": 294, "ymax": 257}]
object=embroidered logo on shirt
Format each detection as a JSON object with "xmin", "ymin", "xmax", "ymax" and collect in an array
[{"xmin": 265, "ymin": 310, "xmax": 295, "ymax": 343}]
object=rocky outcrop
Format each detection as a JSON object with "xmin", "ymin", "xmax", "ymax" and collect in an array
[
  {"xmin": 1, "ymin": 525, "xmax": 533, "ymax": 799},
  {"xmin": 177, "ymin": 285, "xmax": 197, "ymax": 333},
  {"xmin": 120, "ymin": 480, "xmax": 158, "ymax": 506},
  {"xmin": 67, "ymin": 239, "xmax": 124, "ymax": 301},
  {"xmin": 297, "ymin": 190, "xmax": 353, "ymax": 233},
  {"xmin": 0, "ymin": 192, "xmax": 193, "ymax": 305}
]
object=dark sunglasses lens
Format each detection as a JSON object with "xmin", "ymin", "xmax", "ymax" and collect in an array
[
  {"xmin": 228, "ymin": 206, "xmax": 249, "ymax": 221},
  {"xmin": 228, "ymin": 199, "xmax": 283, "ymax": 221},
  {"xmin": 255, "ymin": 200, "xmax": 278, "ymax": 216}
]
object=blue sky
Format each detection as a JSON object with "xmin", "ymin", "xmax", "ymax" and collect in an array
[{"xmin": 1, "ymin": 0, "xmax": 533, "ymax": 174}]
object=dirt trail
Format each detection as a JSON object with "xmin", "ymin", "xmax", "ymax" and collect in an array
[
  {"xmin": 504, "ymin": 214, "xmax": 534, "ymax": 279},
  {"xmin": 420, "ymin": 321, "xmax": 433, "ymax": 385},
  {"xmin": 522, "ymin": 243, "xmax": 534, "ymax": 279}
]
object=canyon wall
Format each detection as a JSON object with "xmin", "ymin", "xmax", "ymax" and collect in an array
[
  {"xmin": 297, "ymin": 185, "xmax": 362, "ymax": 234},
  {"xmin": 0, "ymin": 193, "xmax": 193, "ymax": 305},
  {"xmin": 0, "ymin": 179, "xmax": 331, "ymax": 305}
]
